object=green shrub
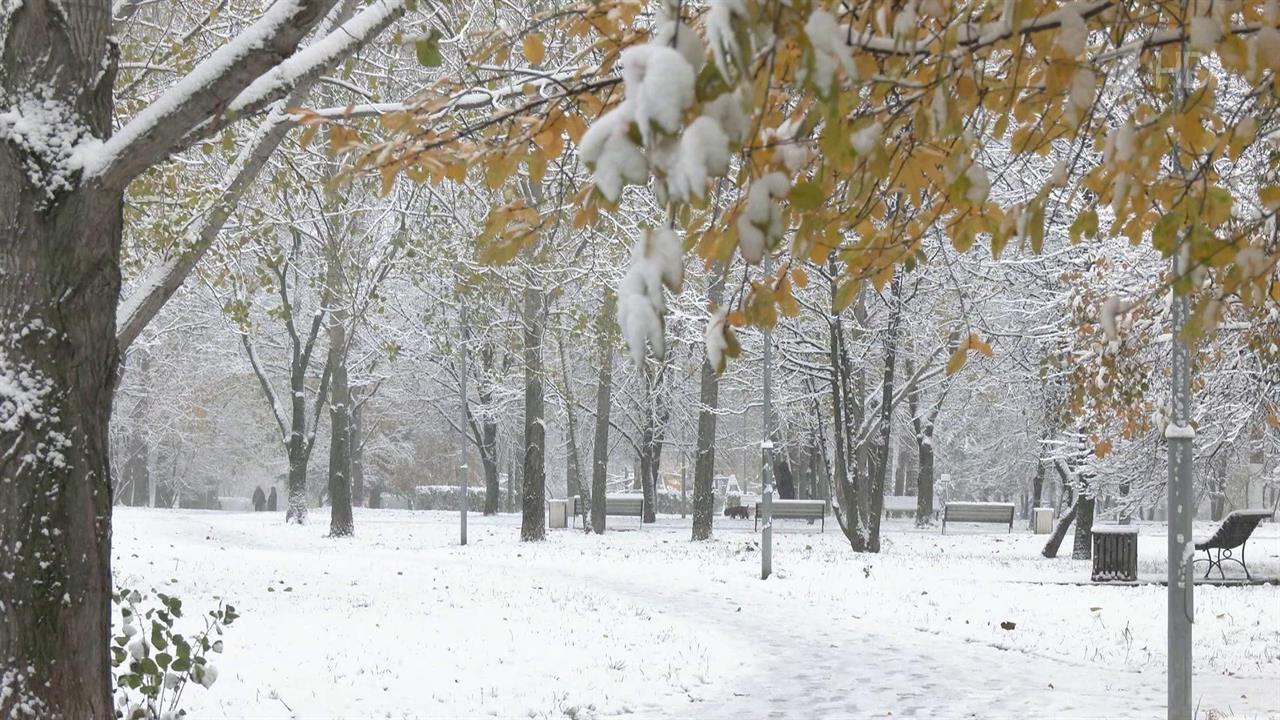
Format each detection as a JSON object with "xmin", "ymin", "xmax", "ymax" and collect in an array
[{"xmin": 111, "ymin": 587, "xmax": 239, "ymax": 720}]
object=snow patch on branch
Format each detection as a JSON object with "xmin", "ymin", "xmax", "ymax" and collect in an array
[
  {"xmin": 228, "ymin": 0, "xmax": 405, "ymax": 118},
  {"xmin": 804, "ymin": 9, "xmax": 857, "ymax": 94},
  {"xmin": 78, "ymin": 0, "xmax": 311, "ymax": 179}
]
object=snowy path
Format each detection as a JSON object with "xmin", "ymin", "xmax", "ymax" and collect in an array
[
  {"xmin": 466, "ymin": 553, "xmax": 1278, "ymax": 719},
  {"xmin": 113, "ymin": 508, "xmax": 1280, "ymax": 719}
]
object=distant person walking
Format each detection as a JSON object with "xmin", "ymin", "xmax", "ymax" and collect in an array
[
  {"xmin": 252, "ymin": 486, "xmax": 266, "ymax": 512},
  {"xmin": 267, "ymin": 487, "xmax": 278, "ymax": 512}
]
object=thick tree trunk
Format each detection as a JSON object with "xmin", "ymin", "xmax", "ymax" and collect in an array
[
  {"xmin": 1072, "ymin": 492, "xmax": 1095, "ymax": 560},
  {"xmin": 1042, "ymin": 500, "xmax": 1080, "ymax": 558},
  {"xmin": 915, "ymin": 434, "xmax": 935, "ymax": 526},
  {"xmin": 828, "ymin": 269, "xmax": 871, "ymax": 550},
  {"xmin": 477, "ymin": 342, "xmax": 502, "ymax": 515},
  {"xmin": 639, "ymin": 437, "xmax": 656, "ymax": 522},
  {"xmin": 558, "ymin": 338, "xmax": 583, "ymax": 500},
  {"xmin": 520, "ymin": 284, "xmax": 546, "ymax": 541},
  {"xmin": 1209, "ymin": 456, "xmax": 1227, "ymax": 521},
  {"xmin": 867, "ymin": 272, "xmax": 902, "ymax": 552},
  {"xmin": 122, "ymin": 352, "xmax": 152, "ymax": 506},
  {"xmin": 326, "ymin": 296, "xmax": 354, "ymax": 537},
  {"xmin": 0, "ymin": 4, "xmax": 120, "ymax": 715},
  {"xmin": 1031, "ymin": 459, "xmax": 1045, "ymax": 513},
  {"xmin": 351, "ymin": 402, "xmax": 366, "ymax": 507},
  {"xmin": 286, "ymin": 372, "xmax": 312, "ymax": 523},
  {"xmin": 481, "ymin": 416, "xmax": 500, "ymax": 515},
  {"xmin": 590, "ymin": 291, "xmax": 616, "ymax": 534},
  {"xmin": 773, "ymin": 429, "xmax": 797, "ymax": 499},
  {"xmin": 691, "ymin": 353, "xmax": 720, "ymax": 540}
]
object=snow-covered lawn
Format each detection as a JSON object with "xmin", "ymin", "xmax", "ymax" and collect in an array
[{"xmin": 113, "ymin": 507, "xmax": 1280, "ymax": 719}]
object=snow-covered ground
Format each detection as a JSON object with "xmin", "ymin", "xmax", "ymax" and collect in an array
[{"xmin": 112, "ymin": 507, "xmax": 1280, "ymax": 719}]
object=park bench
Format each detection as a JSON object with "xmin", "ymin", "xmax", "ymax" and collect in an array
[
  {"xmin": 754, "ymin": 499, "xmax": 826, "ymax": 532},
  {"xmin": 941, "ymin": 502, "xmax": 1015, "ymax": 534},
  {"xmin": 571, "ymin": 494, "xmax": 646, "ymax": 527},
  {"xmin": 1193, "ymin": 509, "xmax": 1274, "ymax": 580}
]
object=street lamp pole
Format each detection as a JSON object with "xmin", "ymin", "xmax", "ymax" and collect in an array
[
  {"xmin": 459, "ymin": 303, "xmax": 469, "ymax": 547},
  {"xmin": 1166, "ymin": 27, "xmax": 1194, "ymax": 717},
  {"xmin": 761, "ymin": 259, "xmax": 774, "ymax": 580},
  {"xmin": 1166, "ymin": 246, "xmax": 1194, "ymax": 718}
]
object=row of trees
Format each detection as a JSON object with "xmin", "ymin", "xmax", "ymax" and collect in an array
[{"xmin": 2, "ymin": 0, "xmax": 1278, "ymax": 715}]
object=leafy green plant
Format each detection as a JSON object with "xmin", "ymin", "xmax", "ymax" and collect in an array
[{"xmin": 111, "ymin": 587, "xmax": 239, "ymax": 720}]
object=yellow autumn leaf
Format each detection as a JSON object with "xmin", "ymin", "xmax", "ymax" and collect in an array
[
  {"xmin": 523, "ymin": 34, "xmax": 546, "ymax": 65},
  {"xmin": 967, "ymin": 334, "xmax": 993, "ymax": 357},
  {"xmin": 1259, "ymin": 186, "xmax": 1280, "ymax": 212}
]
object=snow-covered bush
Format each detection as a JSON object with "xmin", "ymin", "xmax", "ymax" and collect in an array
[
  {"xmin": 413, "ymin": 484, "xmax": 486, "ymax": 511},
  {"xmin": 111, "ymin": 588, "xmax": 238, "ymax": 720}
]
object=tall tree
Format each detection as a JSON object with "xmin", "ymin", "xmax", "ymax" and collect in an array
[
  {"xmin": 520, "ymin": 282, "xmax": 547, "ymax": 541},
  {"xmin": 589, "ymin": 290, "xmax": 616, "ymax": 534},
  {"xmin": 0, "ymin": 0, "xmax": 412, "ymax": 714}
]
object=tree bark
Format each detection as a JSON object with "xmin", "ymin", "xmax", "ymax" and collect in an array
[
  {"xmin": 123, "ymin": 352, "xmax": 152, "ymax": 506},
  {"xmin": 326, "ymin": 265, "xmax": 353, "ymax": 537},
  {"xmin": 0, "ymin": 2, "xmax": 125, "ymax": 714},
  {"xmin": 691, "ymin": 352, "xmax": 720, "ymax": 540},
  {"xmin": 1072, "ymin": 492, "xmax": 1096, "ymax": 560},
  {"xmin": 916, "ymin": 435, "xmax": 935, "ymax": 525},
  {"xmin": 828, "ymin": 266, "xmax": 871, "ymax": 551},
  {"xmin": 867, "ymin": 272, "xmax": 902, "ymax": 552},
  {"xmin": 590, "ymin": 291, "xmax": 616, "ymax": 534},
  {"xmin": 557, "ymin": 337, "xmax": 583, "ymax": 500},
  {"xmin": 520, "ymin": 284, "xmax": 546, "ymax": 541},
  {"xmin": 474, "ymin": 341, "xmax": 502, "ymax": 515},
  {"xmin": 351, "ymin": 401, "xmax": 366, "ymax": 507},
  {"xmin": 1041, "ymin": 500, "xmax": 1079, "ymax": 558}
]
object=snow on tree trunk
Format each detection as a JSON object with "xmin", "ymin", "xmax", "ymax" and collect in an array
[
  {"xmin": 520, "ymin": 284, "xmax": 546, "ymax": 541},
  {"xmin": 0, "ymin": 4, "xmax": 122, "ymax": 715},
  {"xmin": 867, "ymin": 272, "xmax": 902, "ymax": 553},
  {"xmin": 828, "ymin": 290, "xmax": 871, "ymax": 552}
]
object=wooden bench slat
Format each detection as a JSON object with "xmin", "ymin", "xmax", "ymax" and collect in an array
[
  {"xmin": 570, "ymin": 495, "xmax": 645, "ymax": 520},
  {"xmin": 753, "ymin": 500, "xmax": 827, "ymax": 532},
  {"xmin": 942, "ymin": 502, "xmax": 1015, "ymax": 534}
]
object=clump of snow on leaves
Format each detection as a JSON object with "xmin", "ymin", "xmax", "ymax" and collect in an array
[
  {"xmin": 617, "ymin": 228, "xmax": 685, "ymax": 363},
  {"xmin": 764, "ymin": 118, "xmax": 809, "ymax": 173},
  {"xmin": 669, "ymin": 117, "xmax": 730, "ymax": 202},
  {"xmin": 803, "ymin": 9, "xmax": 856, "ymax": 95},
  {"xmin": 704, "ymin": 305, "xmax": 736, "ymax": 373},
  {"xmin": 736, "ymin": 172, "xmax": 789, "ymax": 264},
  {"xmin": 705, "ymin": 0, "xmax": 748, "ymax": 80},
  {"xmin": 580, "ymin": 106, "xmax": 646, "ymax": 203},
  {"xmin": 850, "ymin": 122, "xmax": 883, "ymax": 156}
]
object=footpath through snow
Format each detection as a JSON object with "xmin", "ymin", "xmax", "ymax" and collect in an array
[{"xmin": 112, "ymin": 507, "xmax": 1280, "ymax": 719}]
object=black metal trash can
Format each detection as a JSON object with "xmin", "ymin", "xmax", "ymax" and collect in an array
[{"xmin": 1092, "ymin": 526, "xmax": 1139, "ymax": 582}]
